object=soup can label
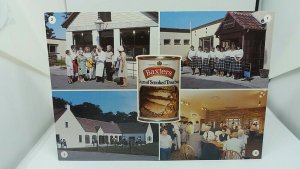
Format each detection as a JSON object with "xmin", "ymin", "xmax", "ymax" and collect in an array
[{"xmin": 137, "ymin": 55, "xmax": 181, "ymax": 122}]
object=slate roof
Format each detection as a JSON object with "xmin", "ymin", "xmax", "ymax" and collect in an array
[
  {"xmin": 228, "ymin": 11, "xmax": 265, "ymax": 30},
  {"xmin": 160, "ymin": 28, "xmax": 190, "ymax": 33},
  {"xmin": 118, "ymin": 123, "xmax": 149, "ymax": 134},
  {"xmin": 54, "ymin": 108, "xmax": 66, "ymax": 122},
  {"xmin": 192, "ymin": 18, "xmax": 223, "ymax": 31},
  {"xmin": 76, "ymin": 117, "xmax": 122, "ymax": 134}
]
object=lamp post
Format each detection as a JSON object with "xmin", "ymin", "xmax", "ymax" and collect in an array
[
  {"xmin": 95, "ymin": 126, "xmax": 100, "ymax": 151},
  {"xmin": 95, "ymin": 18, "xmax": 104, "ymax": 47},
  {"xmin": 133, "ymin": 30, "xmax": 136, "ymax": 58}
]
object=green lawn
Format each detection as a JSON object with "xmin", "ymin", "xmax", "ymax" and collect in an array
[{"xmin": 62, "ymin": 143, "xmax": 158, "ymax": 156}]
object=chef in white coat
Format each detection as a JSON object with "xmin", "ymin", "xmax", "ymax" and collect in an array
[{"xmin": 95, "ymin": 46, "xmax": 106, "ymax": 82}]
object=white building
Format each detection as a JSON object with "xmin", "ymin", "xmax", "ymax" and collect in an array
[
  {"xmin": 118, "ymin": 123, "xmax": 154, "ymax": 144},
  {"xmin": 62, "ymin": 12, "xmax": 159, "ymax": 58},
  {"xmin": 160, "ymin": 19, "xmax": 222, "ymax": 60},
  {"xmin": 47, "ymin": 38, "xmax": 66, "ymax": 60},
  {"xmin": 160, "ymin": 28, "xmax": 190, "ymax": 57},
  {"xmin": 191, "ymin": 19, "xmax": 222, "ymax": 51},
  {"xmin": 54, "ymin": 105, "xmax": 153, "ymax": 148}
]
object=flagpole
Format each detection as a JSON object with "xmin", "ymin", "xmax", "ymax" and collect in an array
[{"xmin": 190, "ymin": 21, "xmax": 192, "ymax": 46}]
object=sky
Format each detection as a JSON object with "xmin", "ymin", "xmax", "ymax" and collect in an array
[
  {"xmin": 160, "ymin": 11, "xmax": 227, "ymax": 29},
  {"xmin": 47, "ymin": 12, "xmax": 227, "ymax": 39},
  {"xmin": 46, "ymin": 12, "xmax": 66, "ymax": 39},
  {"xmin": 52, "ymin": 91, "xmax": 137, "ymax": 113}
]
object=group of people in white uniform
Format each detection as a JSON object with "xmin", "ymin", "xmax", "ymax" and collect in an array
[
  {"xmin": 64, "ymin": 45, "xmax": 128, "ymax": 87},
  {"xmin": 187, "ymin": 43, "xmax": 244, "ymax": 79}
]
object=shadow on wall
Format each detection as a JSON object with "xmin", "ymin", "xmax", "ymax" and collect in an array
[{"xmin": 268, "ymin": 67, "xmax": 300, "ymax": 140}]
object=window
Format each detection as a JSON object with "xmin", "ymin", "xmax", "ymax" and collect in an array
[
  {"xmin": 92, "ymin": 135, "xmax": 97, "ymax": 142},
  {"xmin": 47, "ymin": 44, "xmax": 57, "ymax": 53},
  {"xmin": 98, "ymin": 12, "xmax": 111, "ymax": 22},
  {"xmin": 199, "ymin": 36, "xmax": 214, "ymax": 51},
  {"xmin": 56, "ymin": 134, "xmax": 60, "ymax": 143},
  {"xmin": 184, "ymin": 39, "xmax": 190, "ymax": 45},
  {"xmin": 65, "ymin": 122, "xmax": 68, "ymax": 128},
  {"xmin": 73, "ymin": 31, "xmax": 93, "ymax": 49},
  {"xmin": 79, "ymin": 135, "xmax": 82, "ymax": 143},
  {"xmin": 174, "ymin": 39, "xmax": 181, "ymax": 45},
  {"xmin": 164, "ymin": 39, "xmax": 171, "ymax": 45},
  {"xmin": 120, "ymin": 28, "xmax": 150, "ymax": 59},
  {"xmin": 226, "ymin": 118, "xmax": 241, "ymax": 129},
  {"xmin": 85, "ymin": 135, "xmax": 90, "ymax": 144}
]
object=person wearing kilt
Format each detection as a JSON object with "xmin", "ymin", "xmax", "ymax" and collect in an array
[
  {"xmin": 219, "ymin": 47, "xmax": 226, "ymax": 76},
  {"xmin": 233, "ymin": 46, "xmax": 244, "ymax": 79},
  {"xmin": 229, "ymin": 49, "xmax": 236, "ymax": 78},
  {"xmin": 195, "ymin": 46, "xmax": 203, "ymax": 76},
  {"xmin": 215, "ymin": 45, "xmax": 222, "ymax": 76},
  {"xmin": 209, "ymin": 48, "xmax": 215, "ymax": 76},
  {"xmin": 187, "ymin": 46, "xmax": 197, "ymax": 75},
  {"xmin": 202, "ymin": 47, "xmax": 210, "ymax": 76},
  {"xmin": 224, "ymin": 48, "xmax": 231, "ymax": 77}
]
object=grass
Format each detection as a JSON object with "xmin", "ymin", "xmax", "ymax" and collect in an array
[{"xmin": 62, "ymin": 143, "xmax": 159, "ymax": 156}]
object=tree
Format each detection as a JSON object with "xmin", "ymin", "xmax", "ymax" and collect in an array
[
  {"xmin": 127, "ymin": 111, "xmax": 138, "ymax": 122},
  {"xmin": 115, "ymin": 111, "xmax": 129, "ymax": 123},
  {"xmin": 44, "ymin": 12, "xmax": 56, "ymax": 39},
  {"xmin": 52, "ymin": 97, "xmax": 70, "ymax": 109},
  {"xmin": 102, "ymin": 112, "xmax": 117, "ymax": 122},
  {"xmin": 71, "ymin": 102, "xmax": 103, "ymax": 120}
]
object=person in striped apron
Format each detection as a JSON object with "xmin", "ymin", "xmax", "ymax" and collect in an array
[
  {"xmin": 202, "ymin": 47, "xmax": 210, "ymax": 76},
  {"xmin": 224, "ymin": 47, "xmax": 231, "ymax": 77},
  {"xmin": 219, "ymin": 47, "xmax": 226, "ymax": 76},
  {"xmin": 195, "ymin": 46, "xmax": 203, "ymax": 76},
  {"xmin": 187, "ymin": 46, "xmax": 197, "ymax": 75},
  {"xmin": 233, "ymin": 46, "xmax": 244, "ymax": 79},
  {"xmin": 229, "ymin": 46, "xmax": 237, "ymax": 78},
  {"xmin": 209, "ymin": 47, "xmax": 216, "ymax": 76},
  {"xmin": 214, "ymin": 45, "xmax": 222, "ymax": 76}
]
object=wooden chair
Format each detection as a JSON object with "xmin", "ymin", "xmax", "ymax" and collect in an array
[
  {"xmin": 223, "ymin": 150, "xmax": 242, "ymax": 160},
  {"xmin": 180, "ymin": 144, "xmax": 196, "ymax": 160}
]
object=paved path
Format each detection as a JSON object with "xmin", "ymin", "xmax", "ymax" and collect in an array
[
  {"xmin": 181, "ymin": 67, "xmax": 269, "ymax": 89},
  {"xmin": 58, "ymin": 150, "xmax": 158, "ymax": 161},
  {"xmin": 50, "ymin": 66, "xmax": 137, "ymax": 90}
]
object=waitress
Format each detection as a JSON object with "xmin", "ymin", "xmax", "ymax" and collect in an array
[
  {"xmin": 187, "ymin": 46, "xmax": 197, "ymax": 75},
  {"xmin": 105, "ymin": 45, "xmax": 114, "ymax": 82},
  {"xmin": 202, "ymin": 47, "xmax": 210, "ymax": 76},
  {"xmin": 195, "ymin": 46, "xmax": 203, "ymax": 76},
  {"xmin": 234, "ymin": 46, "xmax": 244, "ymax": 79}
]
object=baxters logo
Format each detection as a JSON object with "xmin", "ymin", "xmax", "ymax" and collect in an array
[{"xmin": 143, "ymin": 67, "xmax": 175, "ymax": 79}]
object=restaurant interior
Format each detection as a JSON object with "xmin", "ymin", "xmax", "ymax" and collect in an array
[{"xmin": 160, "ymin": 89, "xmax": 267, "ymax": 160}]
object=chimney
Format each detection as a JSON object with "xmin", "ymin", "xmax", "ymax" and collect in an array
[{"xmin": 65, "ymin": 104, "xmax": 70, "ymax": 110}]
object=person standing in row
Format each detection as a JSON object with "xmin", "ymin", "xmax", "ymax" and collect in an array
[
  {"xmin": 77, "ymin": 49, "xmax": 87, "ymax": 82},
  {"xmin": 202, "ymin": 47, "xmax": 210, "ymax": 76},
  {"xmin": 187, "ymin": 46, "xmax": 197, "ymax": 75},
  {"xmin": 84, "ymin": 47, "xmax": 94, "ymax": 81},
  {"xmin": 229, "ymin": 44, "xmax": 237, "ymax": 77},
  {"xmin": 224, "ymin": 47, "xmax": 231, "ymax": 77},
  {"xmin": 233, "ymin": 46, "xmax": 244, "ymax": 79},
  {"xmin": 70, "ymin": 45, "xmax": 78, "ymax": 81},
  {"xmin": 65, "ymin": 50, "xmax": 73, "ymax": 84},
  {"xmin": 195, "ymin": 46, "xmax": 203, "ymax": 75},
  {"xmin": 91, "ymin": 46, "xmax": 98, "ymax": 80},
  {"xmin": 105, "ymin": 45, "xmax": 114, "ymax": 82},
  {"xmin": 117, "ymin": 46, "xmax": 128, "ymax": 87},
  {"xmin": 214, "ymin": 45, "xmax": 222, "ymax": 76},
  {"xmin": 209, "ymin": 47, "xmax": 215, "ymax": 76},
  {"xmin": 95, "ymin": 46, "xmax": 106, "ymax": 82}
]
